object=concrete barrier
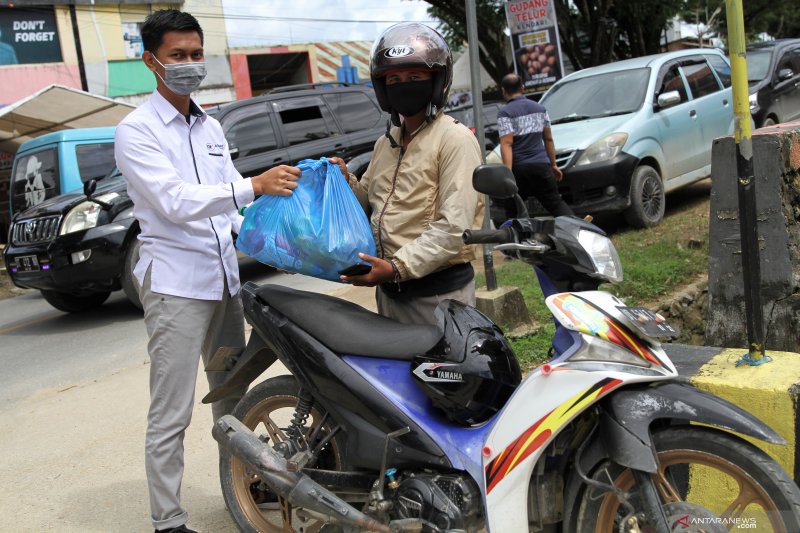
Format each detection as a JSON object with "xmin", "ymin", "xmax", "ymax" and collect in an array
[
  {"xmin": 705, "ymin": 122, "xmax": 800, "ymax": 351},
  {"xmin": 665, "ymin": 344, "xmax": 800, "ymax": 486}
]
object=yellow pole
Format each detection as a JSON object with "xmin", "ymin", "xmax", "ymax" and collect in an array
[
  {"xmin": 725, "ymin": 0, "xmax": 767, "ymax": 365},
  {"xmin": 726, "ymin": 0, "xmax": 753, "ymax": 144}
]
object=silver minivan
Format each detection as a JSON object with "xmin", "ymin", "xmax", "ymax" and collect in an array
[{"xmin": 491, "ymin": 48, "xmax": 734, "ymax": 227}]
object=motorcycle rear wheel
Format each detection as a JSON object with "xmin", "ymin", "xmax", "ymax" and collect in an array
[
  {"xmin": 576, "ymin": 426, "xmax": 800, "ymax": 532},
  {"xmin": 219, "ymin": 375, "xmax": 344, "ymax": 533}
]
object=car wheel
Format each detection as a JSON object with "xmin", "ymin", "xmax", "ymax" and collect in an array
[
  {"xmin": 121, "ymin": 237, "xmax": 142, "ymax": 310},
  {"xmin": 762, "ymin": 116, "xmax": 777, "ymax": 127},
  {"xmin": 624, "ymin": 165, "xmax": 665, "ymax": 228},
  {"xmin": 40, "ymin": 289, "xmax": 110, "ymax": 313}
]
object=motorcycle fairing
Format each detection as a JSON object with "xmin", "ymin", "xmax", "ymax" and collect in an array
[
  {"xmin": 484, "ymin": 376, "xmax": 622, "ymax": 494},
  {"xmin": 547, "ymin": 291, "xmax": 667, "ymax": 367},
  {"xmin": 482, "ymin": 366, "xmax": 673, "ymax": 532},
  {"xmin": 344, "ymin": 355, "xmax": 495, "ymax": 487}
]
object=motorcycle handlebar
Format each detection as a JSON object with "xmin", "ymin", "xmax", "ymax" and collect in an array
[{"xmin": 462, "ymin": 226, "xmax": 515, "ymax": 245}]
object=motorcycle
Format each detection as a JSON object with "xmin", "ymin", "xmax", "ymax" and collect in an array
[{"xmin": 207, "ymin": 164, "xmax": 800, "ymax": 533}]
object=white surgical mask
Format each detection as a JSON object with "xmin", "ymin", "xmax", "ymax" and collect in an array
[{"xmin": 152, "ymin": 56, "xmax": 207, "ymax": 95}]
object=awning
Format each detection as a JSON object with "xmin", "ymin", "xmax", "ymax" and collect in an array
[{"xmin": 0, "ymin": 84, "xmax": 135, "ymax": 152}]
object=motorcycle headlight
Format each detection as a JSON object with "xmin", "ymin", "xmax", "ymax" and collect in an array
[
  {"xmin": 748, "ymin": 93, "xmax": 758, "ymax": 110},
  {"xmin": 575, "ymin": 133, "xmax": 628, "ymax": 166},
  {"xmin": 59, "ymin": 193, "xmax": 118, "ymax": 235},
  {"xmin": 577, "ymin": 229, "xmax": 623, "ymax": 283}
]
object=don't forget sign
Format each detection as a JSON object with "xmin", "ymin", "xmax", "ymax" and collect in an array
[{"xmin": 0, "ymin": 7, "xmax": 62, "ymax": 65}]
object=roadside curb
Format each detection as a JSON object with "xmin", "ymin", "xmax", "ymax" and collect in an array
[{"xmin": 664, "ymin": 344, "xmax": 800, "ymax": 486}]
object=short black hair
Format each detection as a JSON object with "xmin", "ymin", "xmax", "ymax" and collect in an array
[
  {"xmin": 501, "ymin": 73, "xmax": 523, "ymax": 95},
  {"xmin": 141, "ymin": 9, "xmax": 203, "ymax": 54}
]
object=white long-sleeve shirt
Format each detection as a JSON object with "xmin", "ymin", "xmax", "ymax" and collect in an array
[{"xmin": 114, "ymin": 90, "xmax": 255, "ymax": 300}]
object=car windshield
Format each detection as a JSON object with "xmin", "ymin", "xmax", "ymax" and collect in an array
[
  {"xmin": 746, "ymin": 50, "xmax": 772, "ymax": 82},
  {"xmin": 541, "ymin": 68, "xmax": 650, "ymax": 123}
]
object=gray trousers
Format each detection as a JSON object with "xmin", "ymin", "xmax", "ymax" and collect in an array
[
  {"xmin": 139, "ymin": 267, "xmax": 247, "ymax": 530},
  {"xmin": 375, "ymin": 280, "xmax": 476, "ymax": 326}
]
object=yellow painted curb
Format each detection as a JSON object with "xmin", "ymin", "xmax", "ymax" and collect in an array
[{"xmin": 686, "ymin": 348, "xmax": 800, "ymax": 518}]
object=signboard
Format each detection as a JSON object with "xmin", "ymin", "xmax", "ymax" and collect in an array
[
  {"xmin": 122, "ymin": 22, "xmax": 144, "ymax": 59},
  {"xmin": 0, "ymin": 7, "xmax": 62, "ymax": 65},
  {"xmin": 504, "ymin": 0, "xmax": 565, "ymax": 94}
]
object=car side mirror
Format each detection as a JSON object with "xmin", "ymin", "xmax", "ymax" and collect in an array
[
  {"xmin": 657, "ymin": 90, "xmax": 681, "ymax": 109},
  {"xmin": 83, "ymin": 178, "xmax": 112, "ymax": 210},
  {"xmin": 83, "ymin": 179, "xmax": 97, "ymax": 197},
  {"xmin": 777, "ymin": 68, "xmax": 794, "ymax": 82}
]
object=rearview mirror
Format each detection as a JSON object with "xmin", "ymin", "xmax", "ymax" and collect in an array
[
  {"xmin": 83, "ymin": 178, "xmax": 111, "ymax": 210},
  {"xmin": 657, "ymin": 90, "xmax": 681, "ymax": 109},
  {"xmin": 472, "ymin": 164, "xmax": 518, "ymax": 198},
  {"xmin": 83, "ymin": 179, "xmax": 97, "ymax": 197},
  {"xmin": 777, "ymin": 68, "xmax": 794, "ymax": 82}
]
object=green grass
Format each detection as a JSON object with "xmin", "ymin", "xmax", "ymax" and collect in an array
[{"xmin": 475, "ymin": 205, "xmax": 709, "ymax": 370}]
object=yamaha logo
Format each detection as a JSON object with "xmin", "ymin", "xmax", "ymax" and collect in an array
[
  {"xmin": 413, "ymin": 362, "xmax": 464, "ymax": 383},
  {"xmin": 384, "ymin": 46, "xmax": 414, "ymax": 58}
]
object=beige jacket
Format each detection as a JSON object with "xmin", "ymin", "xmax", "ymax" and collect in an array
[{"xmin": 348, "ymin": 113, "xmax": 484, "ymax": 281}]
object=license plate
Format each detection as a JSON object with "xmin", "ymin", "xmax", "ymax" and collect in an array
[
  {"xmin": 16, "ymin": 255, "xmax": 40, "ymax": 272},
  {"xmin": 616, "ymin": 306, "xmax": 679, "ymax": 338}
]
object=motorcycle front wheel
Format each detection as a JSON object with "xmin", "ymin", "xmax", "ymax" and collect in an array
[
  {"xmin": 575, "ymin": 426, "xmax": 800, "ymax": 533},
  {"xmin": 219, "ymin": 375, "xmax": 344, "ymax": 533}
]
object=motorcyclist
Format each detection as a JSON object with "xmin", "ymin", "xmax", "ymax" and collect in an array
[{"xmin": 330, "ymin": 22, "xmax": 484, "ymax": 326}]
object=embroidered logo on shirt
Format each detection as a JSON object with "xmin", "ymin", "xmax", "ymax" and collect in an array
[{"xmin": 206, "ymin": 142, "xmax": 225, "ymax": 156}]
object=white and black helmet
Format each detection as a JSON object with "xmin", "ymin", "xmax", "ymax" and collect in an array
[{"xmin": 370, "ymin": 22, "xmax": 453, "ymax": 116}]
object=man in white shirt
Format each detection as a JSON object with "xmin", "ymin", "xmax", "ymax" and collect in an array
[{"xmin": 114, "ymin": 10, "xmax": 301, "ymax": 533}]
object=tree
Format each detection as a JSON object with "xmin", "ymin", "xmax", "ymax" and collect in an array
[
  {"xmin": 423, "ymin": 0, "xmax": 686, "ymax": 83},
  {"xmin": 423, "ymin": 0, "xmax": 798, "ymax": 86},
  {"xmin": 682, "ymin": 0, "xmax": 800, "ymax": 43},
  {"xmin": 424, "ymin": 0, "xmax": 511, "ymax": 88}
]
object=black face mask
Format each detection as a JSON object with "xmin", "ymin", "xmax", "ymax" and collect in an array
[{"xmin": 386, "ymin": 79, "xmax": 434, "ymax": 117}]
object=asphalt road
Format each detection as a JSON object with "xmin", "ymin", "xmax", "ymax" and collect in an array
[{"xmin": 0, "ymin": 257, "xmax": 340, "ymax": 408}]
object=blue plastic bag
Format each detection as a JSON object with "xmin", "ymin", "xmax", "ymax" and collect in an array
[{"xmin": 236, "ymin": 158, "xmax": 376, "ymax": 282}]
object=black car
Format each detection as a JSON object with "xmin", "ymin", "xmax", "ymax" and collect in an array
[
  {"xmin": 217, "ymin": 82, "xmax": 388, "ymax": 178},
  {"xmin": 3, "ymin": 171, "xmax": 141, "ymax": 312},
  {"xmin": 747, "ymin": 39, "xmax": 800, "ymax": 128},
  {"xmin": 3, "ymin": 83, "xmax": 391, "ymax": 312},
  {"xmin": 445, "ymin": 101, "xmax": 503, "ymax": 151}
]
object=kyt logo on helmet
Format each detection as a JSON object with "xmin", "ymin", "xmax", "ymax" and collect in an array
[{"xmin": 385, "ymin": 46, "xmax": 414, "ymax": 58}]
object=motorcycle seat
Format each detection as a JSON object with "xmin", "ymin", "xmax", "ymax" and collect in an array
[{"xmin": 254, "ymin": 284, "xmax": 443, "ymax": 360}]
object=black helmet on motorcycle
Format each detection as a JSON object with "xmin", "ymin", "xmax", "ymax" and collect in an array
[
  {"xmin": 412, "ymin": 300, "xmax": 521, "ymax": 426},
  {"xmin": 370, "ymin": 22, "xmax": 453, "ymax": 125}
]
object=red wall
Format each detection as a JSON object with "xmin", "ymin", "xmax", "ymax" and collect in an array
[
  {"xmin": 229, "ymin": 54, "xmax": 252, "ymax": 101},
  {"xmin": 0, "ymin": 64, "xmax": 82, "ymax": 105}
]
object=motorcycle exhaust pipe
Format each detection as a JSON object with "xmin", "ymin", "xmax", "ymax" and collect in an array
[{"xmin": 213, "ymin": 415, "xmax": 391, "ymax": 533}]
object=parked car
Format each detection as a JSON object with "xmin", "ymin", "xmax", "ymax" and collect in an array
[
  {"xmin": 1, "ymin": 127, "xmax": 116, "ymax": 244},
  {"xmin": 746, "ymin": 39, "xmax": 800, "ymax": 128},
  {"xmin": 445, "ymin": 100, "xmax": 504, "ymax": 151},
  {"xmin": 489, "ymin": 48, "xmax": 734, "ymax": 228},
  {"xmin": 2, "ymin": 83, "xmax": 391, "ymax": 312},
  {"xmin": 216, "ymin": 82, "xmax": 388, "ymax": 179},
  {"xmin": 3, "ymin": 170, "xmax": 140, "ymax": 312}
]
